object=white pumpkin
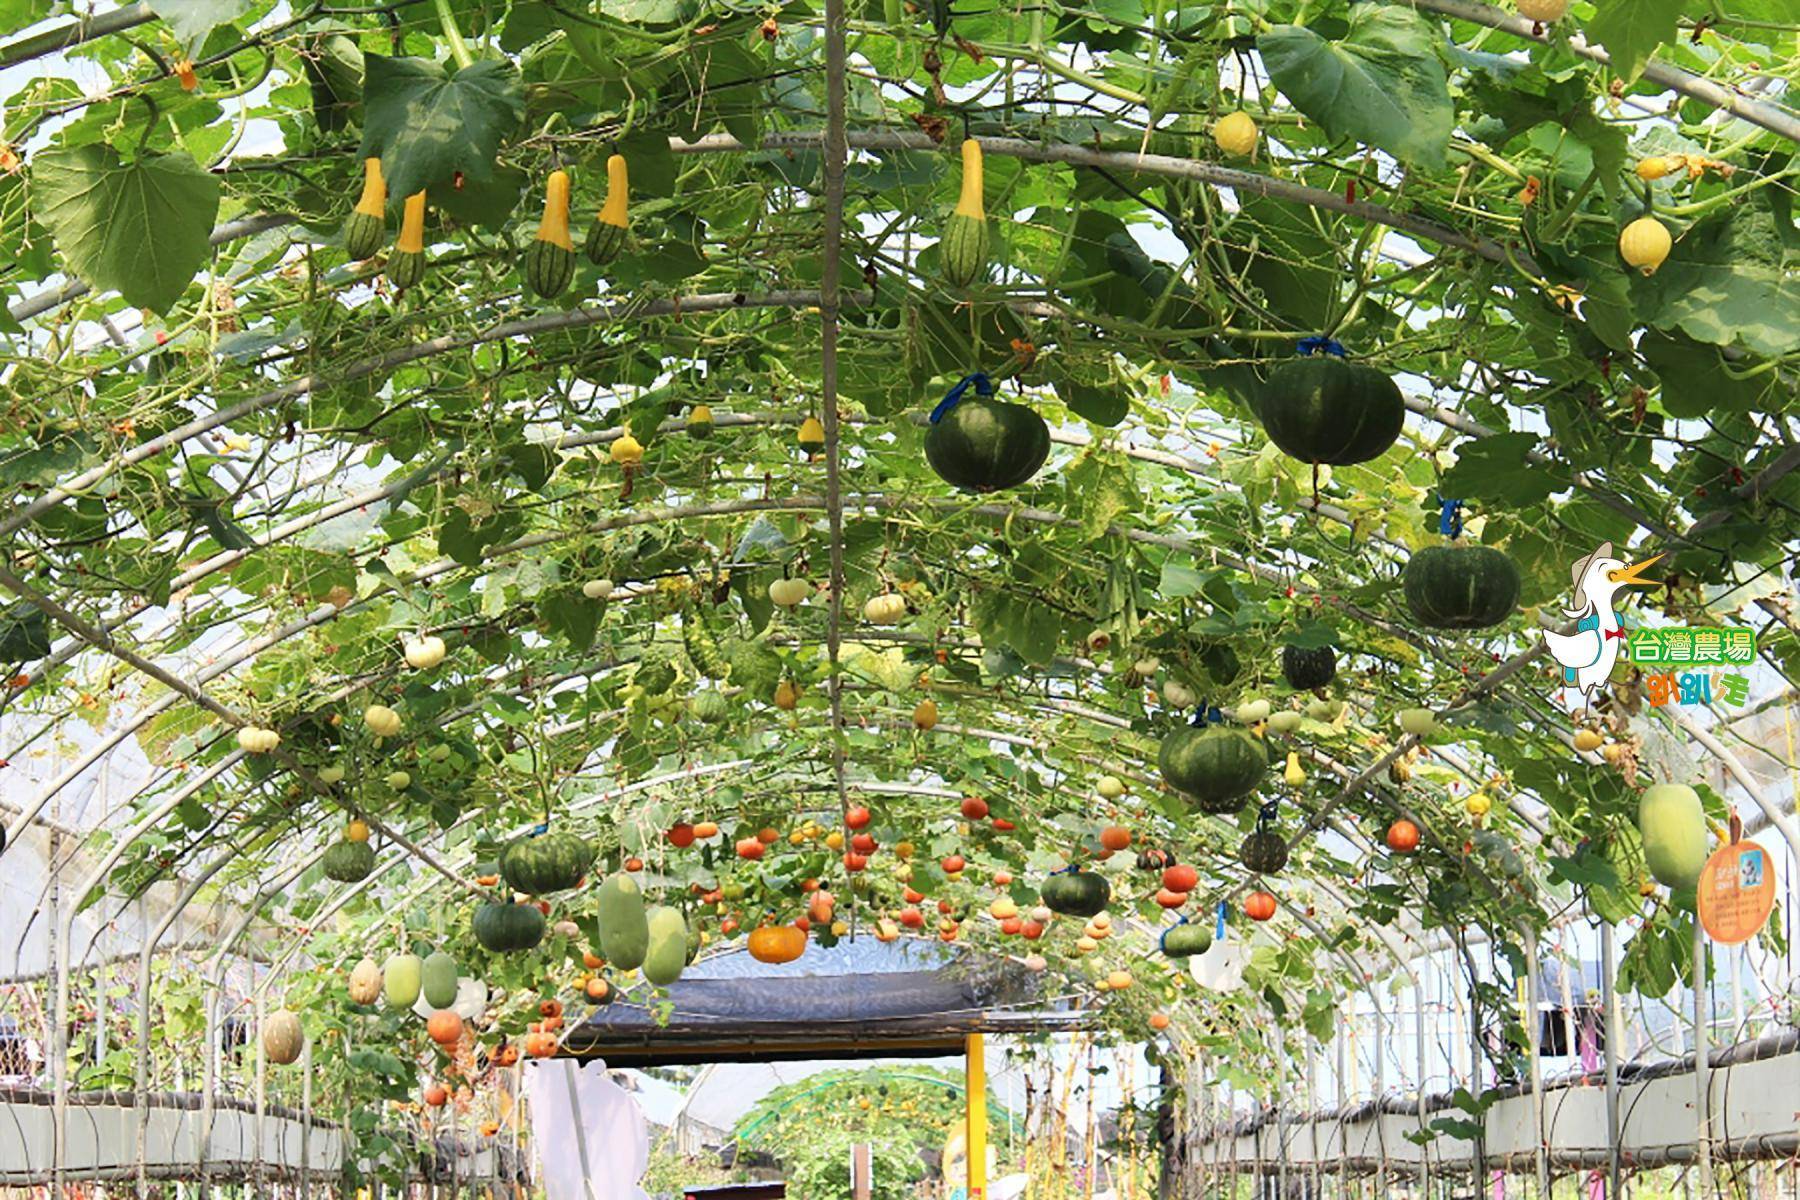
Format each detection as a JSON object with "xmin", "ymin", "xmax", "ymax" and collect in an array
[
  {"xmin": 863, "ymin": 593, "xmax": 907, "ymax": 624},
  {"xmin": 404, "ymin": 635, "xmax": 447, "ymax": 670},
  {"xmin": 767, "ymin": 578, "xmax": 811, "ymax": 607},
  {"xmin": 1398, "ymin": 708, "xmax": 1438, "ymax": 737},
  {"xmin": 363, "ymin": 704, "xmax": 403, "ymax": 737},
  {"xmin": 236, "ymin": 726, "xmax": 280, "ymax": 754},
  {"xmin": 582, "ymin": 578, "xmax": 614, "ymax": 600}
]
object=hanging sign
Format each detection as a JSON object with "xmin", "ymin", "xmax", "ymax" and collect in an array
[{"xmin": 1697, "ymin": 822, "xmax": 1775, "ymax": 945}]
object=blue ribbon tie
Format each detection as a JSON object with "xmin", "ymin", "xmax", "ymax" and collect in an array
[
  {"xmin": 1296, "ymin": 336, "xmax": 1348, "ymax": 358},
  {"xmin": 929, "ymin": 372, "xmax": 994, "ymax": 424}
]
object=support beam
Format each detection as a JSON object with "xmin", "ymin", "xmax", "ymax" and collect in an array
[{"xmin": 1403, "ymin": 0, "xmax": 1800, "ymax": 145}]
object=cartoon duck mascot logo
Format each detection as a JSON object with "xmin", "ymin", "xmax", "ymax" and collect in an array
[{"xmin": 1542, "ymin": 541, "xmax": 1662, "ymax": 711}]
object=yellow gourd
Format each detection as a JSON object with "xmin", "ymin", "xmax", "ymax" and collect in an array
[
  {"xmin": 1213, "ymin": 112, "xmax": 1258, "ymax": 157},
  {"xmin": 1619, "ymin": 216, "xmax": 1672, "ymax": 275},
  {"xmin": 524, "ymin": 168, "xmax": 576, "ymax": 299},
  {"xmin": 1282, "ymin": 751, "xmax": 1305, "ymax": 788},
  {"xmin": 387, "ymin": 191, "xmax": 428, "ymax": 289},
  {"xmin": 798, "ymin": 415, "xmax": 825, "ymax": 452},
  {"xmin": 586, "ymin": 153, "xmax": 630, "ymax": 266},
  {"xmin": 342, "ymin": 158, "xmax": 388, "ymax": 260},
  {"xmin": 940, "ymin": 138, "xmax": 988, "ymax": 287}
]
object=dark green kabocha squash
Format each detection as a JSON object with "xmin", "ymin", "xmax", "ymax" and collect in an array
[
  {"xmin": 321, "ymin": 839, "xmax": 376, "ymax": 883},
  {"xmin": 1158, "ymin": 725, "xmax": 1267, "ymax": 814},
  {"xmin": 1159, "ymin": 922, "xmax": 1214, "ymax": 958},
  {"xmin": 499, "ymin": 830, "xmax": 595, "ymax": 894},
  {"xmin": 1259, "ymin": 356, "xmax": 1405, "ymax": 466},
  {"xmin": 1238, "ymin": 829, "xmax": 1290, "ymax": 875},
  {"xmin": 472, "ymin": 901, "xmax": 547, "ymax": 953},
  {"xmin": 1281, "ymin": 643, "xmax": 1337, "ymax": 690},
  {"xmin": 1039, "ymin": 869, "xmax": 1111, "ymax": 917},
  {"xmin": 925, "ymin": 396, "xmax": 1050, "ymax": 492},
  {"xmin": 1403, "ymin": 544, "xmax": 1521, "ymax": 630}
]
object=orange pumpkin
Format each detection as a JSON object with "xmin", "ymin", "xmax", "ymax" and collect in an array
[
  {"xmin": 493, "ymin": 1043, "xmax": 519, "ymax": 1067},
  {"xmin": 846, "ymin": 806, "xmax": 872, "ymax": 829},
  {"xmin": 424, "ymin": 1083, "xmax": 448, "ymax": 1107},
  {"xmin": 693, "ymin": 820, "xmax": 720, "ymax": 839},
  {"xmin": 941, "ymin": 854, "xmax": 965, "ymax": 874},
  {"xmin": 842, "ymin": 851, "xmax": 868, "ymax": 872},
  {"xmin": 960, "ymin": 796, "xmax": 989, "ymax": 820},
  {"xmin": 1245, "ymin": 890, "xmax": 1278, "ymax": 921},
  {"xmin": 539, "ymin": 999, "xmax": 563, "ymax": 1019},
  {"xmin": 427, "ymin": 1010, "xmax": 464, "ymax": 1045},
  {"xmin": 757, "ymin": 826, "xmax": 780, "ymax": 844},
  {"xmin": 1100, "ymin": 826, "xmax": 1132, "ymax": 851},
  {"xmin": 808, "ymin": 890, "xmax": 835, "ymax": 925},
  {"xmin": 584, "ymin": 975, "xmax": 611, "ymax": 1002},
  {"xmin": 748, "ymin": 922, "xmax": 808, "ymax": 964},
  {"xmin": 736, "ymin": 837, "xmax": 765, "ymax": 860},
  {"xmin": 523, "ymin": 1031, "xmax": 558, "ymax": 1058},
  {"xmin": 1162, "ymin": 863, "xmax": 1199, "ymax": 893},
  {"xmin": 1386, "ymin": 818, "xmax": 1421, "ymax": 854},
  {"xmin": 1154, "ymin": 888, "xmax": 1188, "ymax": 909},
  {"xmin": 898, "ymin": 907, "xmax": 925, "ymax": 928}
]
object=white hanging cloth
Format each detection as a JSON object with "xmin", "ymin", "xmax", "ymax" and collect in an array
[{"xmin": 525, "ymin": 1058, "xmax": 650, "ymax": 1200}]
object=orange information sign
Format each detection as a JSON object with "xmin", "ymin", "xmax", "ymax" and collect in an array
[{"xmin": 1697, "ymin": 839, "xmax": 1776, "ymax": 945}]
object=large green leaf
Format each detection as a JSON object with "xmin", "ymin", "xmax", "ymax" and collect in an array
[
  {"xmin": 359, "ymin": 56, "xmax": 525, "ymax": 201},
  {"xmin": 152, "ymin": 0, "xmax": 251, "ymax": 47},
  {"xmin": 1259, "ymin": 5, "xmax": 1453, "ymax": 170},
  {"xmin": 31, "ymin": 146, "xmax": 220, "ymax": 314},
  {"xmin": 1585, "ymin": 0, "xmax": 1684, "ymax": 83},
  {"xmin": 1639, "ymin": 208, "xmax": 1800, "ymax": 358}
]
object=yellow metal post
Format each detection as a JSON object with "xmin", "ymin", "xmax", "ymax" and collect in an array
[{"xmin": 966, "ymin": 1033, "xmax": 988, "ymax": 1199}]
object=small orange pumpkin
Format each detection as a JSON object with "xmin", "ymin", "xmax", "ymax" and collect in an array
[
  {"xmin": 1099, "ymin": 825, "xmax": 1132, "ymax": 851},
  {"xmin": 427, "ymin": 1010, "xmax": 464, "ymax": 1045},
  {"xmin": 423, "ymin": 1082, "xmax": 448, "ymax": 1107},
  {"xmin": 747, "ymin": 922, "xmax": 807, "ymax": 964},
  {"xmin": 1386, "ymin": 818, "xmax": 1421, "ymax": 854},
  {"xmin": 1245, "ymin": 890, "xmax": 1278, "ymax": 921}
]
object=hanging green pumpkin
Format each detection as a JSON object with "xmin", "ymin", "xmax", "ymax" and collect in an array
[
  {"xmin": 499, "ymin": 830, "xmax": 595, "ymax": 894},
  {"xmin": 1238, "ymin": 829, "xmax": 1290, "ymax": 875},
  {"xmin": 321, "ymin": 839, "xmax": 376, "ymax": 883},
  {"xmin": 1158, "ymin": 725, "xmax": 1267, "ymax": 814},
  {"xmin": 1280, "ymin": 644, "xmax": 1337, "ymax": 691},
  {"xmin": 925, "ymin": 395, "xmax": 1050, "ymax": 492},
  {"xmin": 1402, "ymin": 544, "xmax": 1521, "ymax": 630},
  {"xmin": 1258, "ymin": 356, "xmax": 1405, "ymax": 466},
  {"xmin": 473, "ymin": 902, "xmax": 546, "ymax": 953},
  {"xmin": 1039, "ymin": 870, "xmax": 1110, "ymax": 917}
]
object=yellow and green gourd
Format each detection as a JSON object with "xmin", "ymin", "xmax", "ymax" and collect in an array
[
  {"xmin": 940, "ymin": 137, "xmax": 988, "ymax": 288},
  {"xmin": 585, "ymin": 153, "xmax": 629, "ymax": 266},
  {"xmin": 386, "ymin": 190, "xmax": 428, "ymax": 289},
  {"xmin": 524, "ymin": 168, "xmax": 577, "ymax": 299},
  {"xmin": 342, "ymin": 157, "xmax": 388, "ymax": 260}
]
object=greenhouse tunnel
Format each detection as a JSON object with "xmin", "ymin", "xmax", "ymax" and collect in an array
[{"xmin": 0, "ymin": 0, "xmax": 1798, "ymax": 1194}]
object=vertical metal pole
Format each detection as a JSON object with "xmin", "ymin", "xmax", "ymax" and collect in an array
[
  {"xmin": 1600, "ymin": 921, "xmax": 1622, "ymax": 1200},
  {"xmin": 1693, "ymin": 916, "xmax": 1711, "ymax": 1199},
  {"xmin": 1415, "ymin": 977, "xmax": 1430, "ymax": 1198},
  {"xmin": 302, "ymin": 1042, "xmax": 314, "ymax": 1185},
  {"xmin": 1526, "ymin": 929, "xmax": 1549, "ymax": 1200},
  {"xmin": 256, "ymin": 984, "xmax": 269, "ymax": 1198},
  {"xmin": 967, "ymin": 1033, "xmax": 988, "ymax": 1199}
]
